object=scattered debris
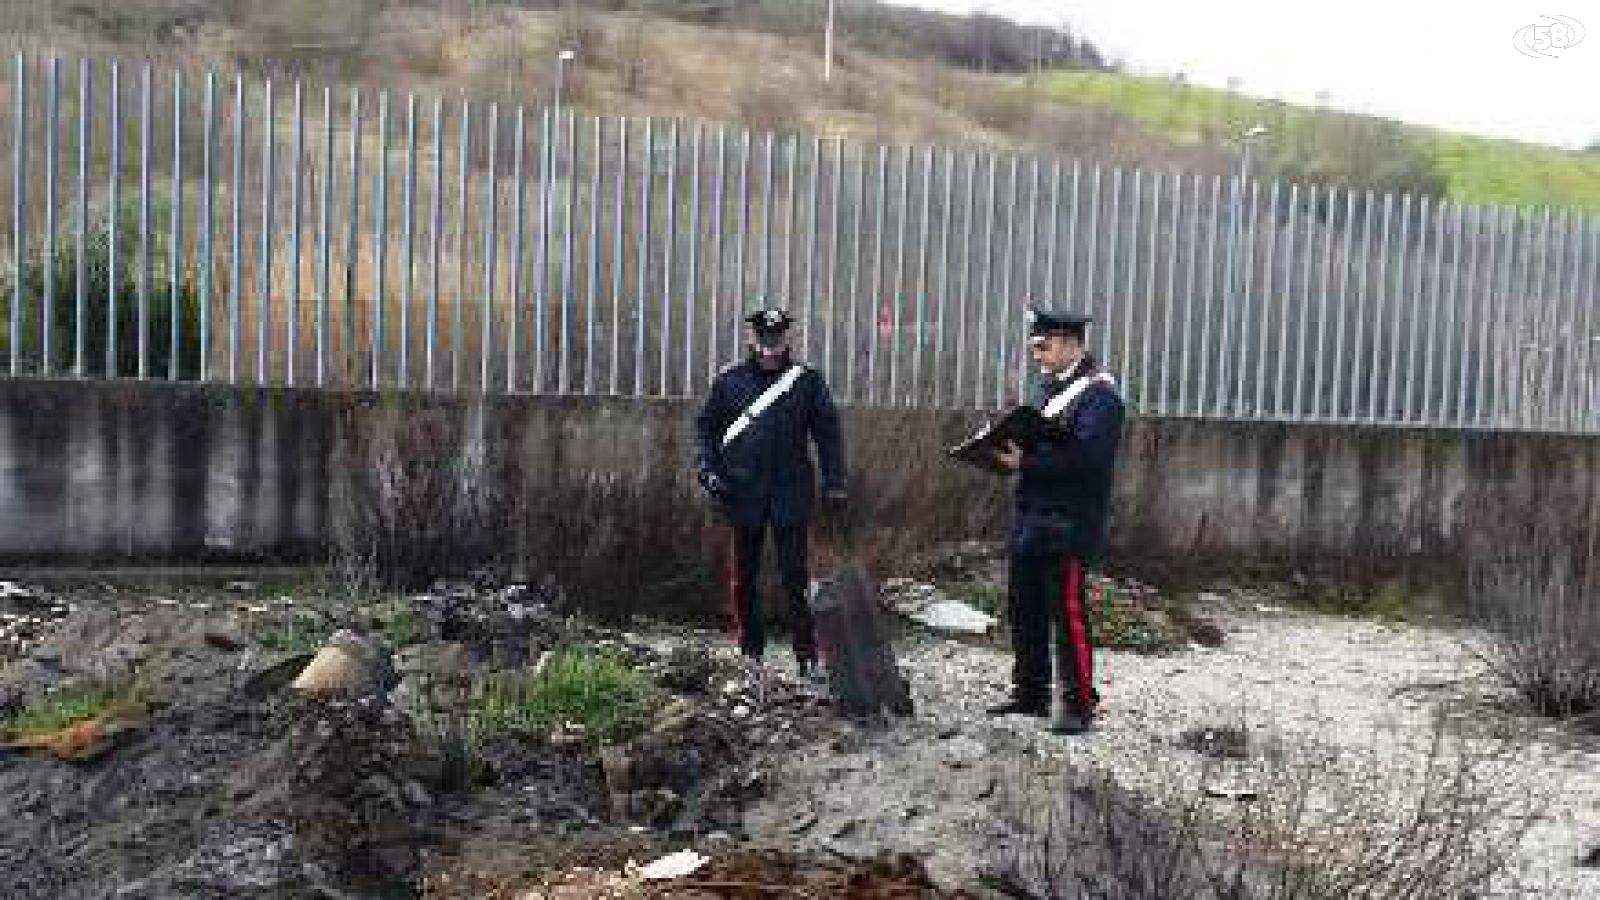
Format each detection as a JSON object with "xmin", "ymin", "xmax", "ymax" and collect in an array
[{"xmin": 0, "ymin": 701, "xmax": 148, "ymax": 762}]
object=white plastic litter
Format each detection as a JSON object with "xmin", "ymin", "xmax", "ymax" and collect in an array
[{"xmin": 638, "ymin": 849, "xmax": 709, "ymax": 881}]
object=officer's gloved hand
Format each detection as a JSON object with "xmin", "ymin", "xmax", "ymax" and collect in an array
[{"xmin": 697, "ymin": 467, "xmax": 731, "ymax": 501}]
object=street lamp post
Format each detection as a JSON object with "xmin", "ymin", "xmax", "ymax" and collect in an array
[
  {"xmin": 824, "ymin": 0, "xmax": 837, "ymax": 82},
  {"xmin": 552, "ymin": 48, "xmax": 577, "ymax": 122},
  {"xmin": 1224, "ymin": 123, "xmax": 1269, "ymax": 413}
]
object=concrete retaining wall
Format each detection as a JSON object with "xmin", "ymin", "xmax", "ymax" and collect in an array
[{"xmin": 1, "ymin": 380, "xmax": 1595, "ymax": 585}]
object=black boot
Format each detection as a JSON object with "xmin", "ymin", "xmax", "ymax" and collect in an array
[{"xmin": 986, "ymin": 697, "xmax": 1048, "ymax": 717}]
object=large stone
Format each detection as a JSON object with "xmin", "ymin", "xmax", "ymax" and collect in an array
[{"xmin": 291, "ymin": 631, "xmax": 393, "ymax": 699}]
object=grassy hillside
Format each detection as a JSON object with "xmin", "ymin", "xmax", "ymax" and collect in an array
[
  {"xmin": 1042, "ymin": 70, "xmax": 1600, "ymax": 212},
  {"xmin": 3, "ymin": 1, "xmax": 1598, "ymax": 211}
]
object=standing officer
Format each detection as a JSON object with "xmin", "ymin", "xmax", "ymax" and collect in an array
[
  {"xmin": 695, "ymin": 308, "xmax": 846, "ymax": 687},
  {"xmin": 989, "ymin": 308, "xmax": 1125, "ymax": 734}
]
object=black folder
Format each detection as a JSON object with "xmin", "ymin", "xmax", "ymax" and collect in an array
[{"xmin": 947, "ymin": 405, "xmax": 1049, "ymax": 475}]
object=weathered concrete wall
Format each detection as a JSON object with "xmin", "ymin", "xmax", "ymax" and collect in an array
[{"xmin": 0, "ymin": 380, "xmax": 1596, "ymax": 585}]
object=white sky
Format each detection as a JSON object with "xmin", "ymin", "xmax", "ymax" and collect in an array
[{"xmin": 879, "ymin": 0, "xmax": 1600, "ymax": 149}]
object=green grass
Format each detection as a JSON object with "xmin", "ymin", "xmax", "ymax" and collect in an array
[
  {"xmin": 1, "ymin": 682, "xmax": 120, "ymax": 739},
  {"xmin": 254, "ymin": 611, "xmax": 335, "ymax": 654},
  {"xmin": 1037, "ymin": 70, "xmax": 1600, "ymax": 212},
  {"xmin": 365, "ymin": 598, "xmax": 424, "ymax": 649},
  {"xmin": 463, "ymin": 647, "xmax": 658, "ymax": 749},
  {"xmin": 947, "ymin": 580, "xmax": 1005, "ymax": 616}
]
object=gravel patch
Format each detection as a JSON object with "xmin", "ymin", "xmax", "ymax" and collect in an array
[{"xmin": 744, "ymin": 601, "xmax": 1600, "ymax": 896}]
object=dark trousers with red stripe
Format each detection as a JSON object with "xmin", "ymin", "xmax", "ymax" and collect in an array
[
  {"xmin": 1006, "ymin": 551, "xmax": 1097, "ymax": 713},
  {"xmin": 728, "ymin": 525, "xmax": 816, "ymax": 663}
]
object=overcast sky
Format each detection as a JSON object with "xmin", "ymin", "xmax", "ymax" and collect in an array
[{"xmin": 880, "ymin": 0, "xmax": 1599, "ymax": 149}]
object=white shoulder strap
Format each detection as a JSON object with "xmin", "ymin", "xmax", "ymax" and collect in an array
[
  {"xmin": 1042, "ymin": 372, "xmax": 1116, "ymax": 420},
  {"xmin": 722, "ymin": 365, "xmax": 807, "ymax": 446}
]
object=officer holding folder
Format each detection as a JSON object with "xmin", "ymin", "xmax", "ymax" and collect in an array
[
  {"xmin": 694, "ymin": 308, "xmax": 847, "ymax": 689},
  {"xmin": 974, "ymin": 308, "xmax": 1125, "ymax": 734}
]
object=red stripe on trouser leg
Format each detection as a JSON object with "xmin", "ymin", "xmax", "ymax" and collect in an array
[
  {"xmin": 1060, "ymin": 558, "xmax": 1096, "ymax": 713},
  {"xmin": 726, "ymin": 531, "xmax": 744, "ymax": 645}
]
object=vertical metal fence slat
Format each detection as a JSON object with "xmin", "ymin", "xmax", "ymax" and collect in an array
[
  {"xmin": 560, "ymin": 110, "xmax": 578, "ymax": 395},
  {"xmin": 586, "ymin": 116, "xmax": 605, "ymax": 395},
  {"xmin": 257, "ymin": 77, "xmax": 274, "ymax": 385},
  {"xmin": 136, "ymin": 63, "xmax": 151, "ymax": 380},
  {"xmin": 890, "ymin": 145, "xmax": 910, "ymax": 406},
  {"xmin": 661, "ymin": 120, "xmax": 679, "ymax": 396},
  {"xmin": 425, "ymin": 96, "xmax": 442, "ymax": 391},
  {"xmin": 344, "ymin": 89, "xmax": 364, "ymax": 390},
  {"xmin": 868, "ymin": 145, "xmax": 887, "ymax": 406},
  {"xmin": 1294, "ymin": 184, "xmax": 1317, "ymax": 418},
  {"xmin": 1121, "ymin": 169, "xmax": 1140, "ymax": 403},
  {"xmin": 73, "ymin": 59, "xmax": 90, "ymax": 378},
  {"xmin": 42, "ymin": 58, "xmax": 59, "ymax": 376},
  {"xmin": 913, "ymin": 145, "xmax": 932, "ymax": 402},
  {"xmin": 1165, "ymin": 173, "xmax": 1185, "ymax": 415},
  {"xmin": 635, "ymin": 118, "xmax": 654, "ymax": 398},
  {"xmin": 806, "ymin": 137, "xmax": 823, "ymax": 373},
  {"xmin": 227, "ymin": 73, "xmax": 243, "ymax": 384},
  {"xmin": 476, "ymin": 100, "xmax": 496, "ymax": 389},
  {"xmin": 9, "ymin": 54, "xmax": 24, "ymax": 377},
  {"xmin": 478, "ymin": 102, "xmax": 499, "ymax": 394},
  {"xmin": 506, "ymin": 106, "xmax": 526, "ymax": 394},
  {"xmin": 287, "ymin": 81, "xmax": 305, "ymax": 387},
  {"xmin": 609, "ymin": 117, "xmax": 628, "ymax": 396},
  {"xmin": 827, "ymin": 138, "xmax": 845, "ymax": 392},
  {"xmin": 168, "ymin": 69, "xmax": 184, "ymax": 382},
  {"xmin": 399, "ymin": 94, "xmax": 418, "ymax": 390},
  {"xmin": 932, "ymin": 147, "xmax": 953, "ymax": 407},
  {"xmin": 199, "ymin": 72, "xmax": 216, "ymax": 383},
  {"xmin": 316, "ymin": 86, "xmax": 333, "ymax": 388}
]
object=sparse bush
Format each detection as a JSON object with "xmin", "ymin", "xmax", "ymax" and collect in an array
[
  {"xmin": 1470, "ymin": 562, "xmax": 1600, "ymax": 723},
  {"xmin": 330, "ymin": 400, "xmax": 503, "ymax": 591},
  {"xmin": 991, "ymin": 727, "xmax": 1538, "ymax": 899}
]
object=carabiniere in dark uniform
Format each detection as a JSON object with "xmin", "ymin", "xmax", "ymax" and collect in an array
[
  {"xmin": 694, "ymin": 308, "xmax": 846, "ymax": 683},
  {"xmin": 990, "ymin": 308, "xmax": 1125, "ymax": 735}
]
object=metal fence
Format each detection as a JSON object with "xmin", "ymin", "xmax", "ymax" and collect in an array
[{"xmin": 3, "ymin": 55, "xmax": 1598, "ymax": 432}]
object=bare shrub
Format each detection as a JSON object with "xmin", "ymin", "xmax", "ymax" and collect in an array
[
  {"xmin": 1461, "ymin": 472, "xmax": 1600, "ymax": 727},
  {"xmin": 1470, "ymin": 563, "xmax": 1600, "ymax": 722},
  {"xmin": 330, "ymin": 399, "xmax": 502, "ymax": 591},
  {"xmin": 991, "ymin": 728, "xmax": 1539, "ymax": 899}
]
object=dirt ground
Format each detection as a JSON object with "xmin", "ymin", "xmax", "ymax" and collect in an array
[{"xmin": 0, "ymin": 570, "xmax": 1595, "ymax": 898}]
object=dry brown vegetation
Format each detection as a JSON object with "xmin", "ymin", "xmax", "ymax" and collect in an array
[{"xmin": 0, "ymin": 1, "xmax": 1231, "ymax": 175}]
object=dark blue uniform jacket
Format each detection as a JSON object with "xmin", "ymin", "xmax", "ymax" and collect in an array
[
  {"xmin": 695, "ymin": 356, "xmax": 846, "ymax": 529},
  {"xmin": 1011, "ymin": 362, "xmax": 1126, "ymax": 563}
]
